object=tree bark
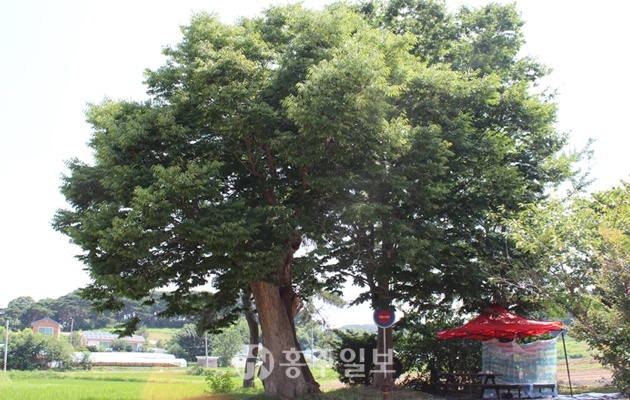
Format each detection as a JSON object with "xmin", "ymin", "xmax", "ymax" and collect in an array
[
  {"xmin": 250, "ymin": 268, "xmax": 320, "ymax": 398},
  {"xmin": 242, "ymin": 292, "xmax": 259, "ymax": 388}
]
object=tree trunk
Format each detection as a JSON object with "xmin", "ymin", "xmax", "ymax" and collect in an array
[
  {"xmin": 373, "ymin": 326, "xmax": 394, "ymax": 388},
  {"xmin": 250, "ymin": 278, "xmax": 320, "ymax": 398},
  {"xmin": 242, "ymin": 292, "xmax": 259, "ymax": 388}
]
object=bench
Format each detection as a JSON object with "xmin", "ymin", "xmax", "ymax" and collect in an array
[
  {"xmin": 442, "ymin": 383, "xmax": 557, "ymax": 399},
  {"xmin": 532, "ymin": 384, "xmax": 557, "ymax": 396}
]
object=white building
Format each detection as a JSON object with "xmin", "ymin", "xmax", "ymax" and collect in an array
[
  {"xmin": 81, "ymin": 331, "xmax": 146, "ymax": 351},
  {"xmin": 75, "ymin": 352, "xmax": 186, "ymax": 367}
]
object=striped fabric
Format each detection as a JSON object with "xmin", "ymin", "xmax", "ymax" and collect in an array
[{"xmin": 482, "ymin": 337, "xmax": 557, "ymax": 384}]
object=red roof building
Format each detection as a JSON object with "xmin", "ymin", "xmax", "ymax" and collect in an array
[{"xmin": 31, "ymin": 317, "xmax": 63, "ymax": 339}]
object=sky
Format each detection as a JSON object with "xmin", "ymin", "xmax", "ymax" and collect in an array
[{"xmin": 0, "ymin": 0, "xmax": 628, "ymax": 328}]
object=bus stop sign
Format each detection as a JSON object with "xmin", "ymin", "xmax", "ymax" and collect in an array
[{"xmin": 374, "ymin": 308, "xmax": 396, "ymax": 328}]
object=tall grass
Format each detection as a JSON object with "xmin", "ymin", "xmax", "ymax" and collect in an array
[
  {"xmin": 557, "ymin": 334, "xmax": 595, "ymax": 360},
  {"xmin": 0, "ymin": 370, "xmax": 207, "ymax": 400},
  {"xmin": 0, "ymin": 366, "xmax": 338, "ymax": 399},
  {"xmin": 0, "ymin": 378, "xmax": 146, "ymax": 400},
  {"xmin": 0, "ymin": 373, "xmax": 10, "ymax": 387}
]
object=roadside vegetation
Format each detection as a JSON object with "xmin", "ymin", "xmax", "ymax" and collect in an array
[
  {"xmin": 0, "ymin": 366, "xmax": 345, "ymax": 400},
  {"xmin": 0, "ymin": 369, "xmax": 207, "ymax": 400},
  {"xmin": 0, "ymin": 333, "xmax": 616, "ymax": 399}
]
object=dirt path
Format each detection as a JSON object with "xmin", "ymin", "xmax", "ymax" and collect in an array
[
  {"xmin": 558, "ymin": 367, "xmax": 612, "ymax": 387},
  {"xmin": 320, "ymin": 366, "xmax": 614, "ymax": 392},
  {"xmin": 557, "ymin": 357, "xmax": 613, "ymax": 387}
]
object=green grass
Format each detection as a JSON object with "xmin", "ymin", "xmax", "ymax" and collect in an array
[
  {"xmin": 145, "ymin": 328, "xmax": 178, "ymax": 342},
  {"xmin": 0, "ymin": 366, "xmax": 341, "ymax": 400},
  {"xmin": 556, "ymin": 334, "xmax": 607, "ymax": 374},
  {"xmin": 0, "ymin": 377, "xmax": 206, "ymax": 400},
  {"xmin": 557, "ymin": 383, "xmax": 618, "ymax": 395},
  {"xmin": 0, "ymin": 344, "xmax": 612, "ymax": 400},
  {"xmin": 0, "ymin": 370, "xmax": 209, "ymax": 400},
  {"xmin": 0, "ymin": 374, "xmax": 10, "ymax": 387},
  {"xmin": 557, "ymin": 334, "xmax": 595, "ymax": 360},
  {"xmin": 312, "ymin": 364, "xmax": 339, "ymax": 384}
]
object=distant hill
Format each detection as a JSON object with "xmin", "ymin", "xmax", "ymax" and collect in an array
[
  {"xmin": 337, "ymin": 324, "xmax": 377, "ymax": 333},
  {"xmin": 1, "ymin": 290, "xmax": 190, "ymax": 332}
]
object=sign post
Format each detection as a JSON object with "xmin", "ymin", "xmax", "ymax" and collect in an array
[{"xmin": 373, "ymin": 308, "xmax": 396, "ymax": 397}]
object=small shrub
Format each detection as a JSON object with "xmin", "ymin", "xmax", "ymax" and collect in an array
[
  {"xmin": 77, "ymin": 351, "xmax": 93, "ymax": 370},
  {"xmin": 206, "ymin": 370, "xmax": 236, "ymax": 393},
  {"xmin": 186, "ymin": 365, "xmax": 209, "ymax": 376},
  {"xmin": 331, "ymin": 329, "xmax": 377, "ymax": 386},
  {"xmin": 394, "ymin": 317, "xmax": 482, "ymax": 394},
  {"xmin": 8, "ymin": 370, "xmax": 64, "ymax": 380}
]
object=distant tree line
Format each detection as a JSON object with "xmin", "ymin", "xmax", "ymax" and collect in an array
[
  {"xmin": 0, "ymin": 325, "xmax": 75, "ymax": 371},
  {"xmin": 0, "ymin": 291, "xmax": 190, "ymax": 332}
]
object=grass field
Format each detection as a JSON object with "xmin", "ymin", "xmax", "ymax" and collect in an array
[
  {"xmin": 0, "ymin": 334, "xmax": 614, "ymax": 399},
  {"xmin": 0, "ymin": 368, "xmax": 438, "ymax": 400},
  {"xmin": 0, "ymin": 377, "xmax": 207, "ymax": 400},
  {"xmin": 0, "ymin": 366, "xmax": 342, "ymax": 400},
  {"xmin": 0, "ymin": 369, "xmax": 248, "ymax": 400},
  {"xmin": 145, "ymin": 328, "xmax": 179, "ymax": 343},
  {"xmin": 557, "ymin": 334, "xmax": 592, "ymax": 359}
]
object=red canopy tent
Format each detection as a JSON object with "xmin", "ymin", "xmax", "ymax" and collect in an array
[
  {"xmin": 436, "ymin": 304, "xmax": 572, "ymax": 396},
  {"xmin": 436, "ymin": 305, "xmax": 563, "ymax": 340}
]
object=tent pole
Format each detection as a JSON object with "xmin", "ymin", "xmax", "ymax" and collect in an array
[
  {"xmin": 561, "ymin": 331, "xmax": 573, "ymax": 397},
  {"xmin": 467, "ymin": 337, "xmax": 472, "ymax": 399}
]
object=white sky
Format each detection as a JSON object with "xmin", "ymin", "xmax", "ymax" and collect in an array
[{"xmin": 0, "ymin": 0, "xmax": 628, "ymax": 328}]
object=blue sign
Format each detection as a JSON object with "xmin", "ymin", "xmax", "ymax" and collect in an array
[{"xmin": 373, "ymin": 308, "xmax": 396, "ymax": 328}]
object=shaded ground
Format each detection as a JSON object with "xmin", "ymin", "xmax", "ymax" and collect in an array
[
  {"xmin": 318, "ymin": 385, "xmax": 626, "ymax": 400},
  {"xmin": 319, "ymin": 364, "xmax": 620, "ymax": 400},
  {"xmin": 319, "ymin": 386, "xmax": 434, "ymax": 400},
  {"xmin": 557, "ymin": 395, "xmax": 626, "ymax": 400}
]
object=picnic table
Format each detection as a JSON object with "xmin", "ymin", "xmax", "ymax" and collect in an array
[
  {"xmin": 439, "ymin": 372, "xmax": 556, "ymax": 399},
  {"xmin": 440, "ymin": 372, "xmax": 502, "ymax": 397}
]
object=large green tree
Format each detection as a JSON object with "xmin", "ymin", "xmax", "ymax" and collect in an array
[
  {"xmin": 54, "ymin": 1, "xmax": 571, "ymax": 396},
  {"xmin": 3, "ymin": 297, "xmax": 35, "ymax": 330},
  {"xmin": 311, "ymin": 0, "xmax": 572, "ymax": 387},
  {"xmin": 3, "ymin": 329, "xmax": 74, "ymax": 371},
  {"xmin": 167, "ymin": 324, "xmax": 207, "ymax": 362},
  {"xmin": 213, "ymin": 324, "xmax": 244, "ymax": 367},
  {"xmin": 54, "ymin": 4, "xmax": 406, "ymax": 396},
  {"xmin": 506, "ymin": 182, "xmax": 630, "ymax": 391},
  {"xmin": 0, "ymin": 291, "xmax": 191, "ymax": 332}
]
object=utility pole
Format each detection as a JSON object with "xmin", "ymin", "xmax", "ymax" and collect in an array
[
  {"xmin": 3, "ymin": 320, "xmax": 8, "ymax": 373},
  {"xmin": 205, "ymin": 332, "xmax": 208, "ymax": 368},
  {"xmin": 69, "ymin": 318, "xmax": 74, "ymax": 347}
]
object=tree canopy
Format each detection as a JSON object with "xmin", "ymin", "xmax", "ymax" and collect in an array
[
  {"xmin": 2, "ymin": 329, "xmax": 74, "ymax": 371},
  {"xmin": 505, "ymin": 182, "xmax": 630, "ymax": 391},
  {"xmin": 54, "ymin": 1, "xmax": 572, "ymax": 396},
  {"xmin": 0, "ymin": 291, "xmax": 189, "ymax": 332},
  {"xmin": 313, "ymin": 0, "xmax": 571, "ymax": 385}
]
